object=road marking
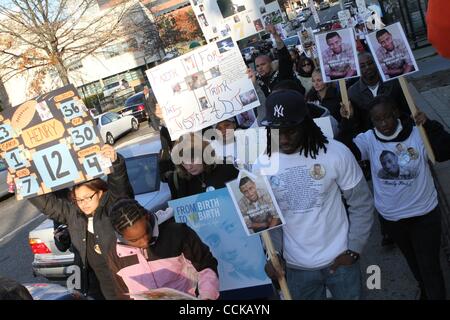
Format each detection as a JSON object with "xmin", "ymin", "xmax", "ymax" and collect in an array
[{"xmin": 0, "ymin": 213, "xmax": 44, "ymax": 243}]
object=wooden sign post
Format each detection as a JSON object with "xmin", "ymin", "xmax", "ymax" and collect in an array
[
  {"xmin": 339, "ymin": 79, "xmax": 351, "ymax": 119},
  {"xmin": 398, "ymin": 77, "xmax": 436, "ymax": 164},
  {"xmin": 261, "ymin": 231, "xmax": 292, "ymax": 300}
]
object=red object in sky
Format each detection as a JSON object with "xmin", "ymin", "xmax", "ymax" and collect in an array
[{"xmin": 427, "ymin": 0, "xmax": 450, "ymax": 58}]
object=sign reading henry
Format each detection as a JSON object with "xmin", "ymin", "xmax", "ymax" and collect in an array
[
  {"xmin": 0, "ymin": 84, "xmax": 112, "ymax": 200},
  {"xmin": 190, "ymin": 0, "xmax": 282, "ymax": 42},
  {"xmin": 146, "ymin": 37, "xmax": 260, "ymax": 140}
]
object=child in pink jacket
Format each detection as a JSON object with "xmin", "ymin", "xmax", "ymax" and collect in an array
[{"xmin": 106, "ymin": 199, "xmax": 220, "ymax": 300}]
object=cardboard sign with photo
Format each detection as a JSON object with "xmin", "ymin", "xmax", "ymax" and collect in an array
[
  {"xmin": 236, "ymin": 109, "xmax": 256, "ymax": 129},
  {"xmin": 171, "ymin": 188, "xmax": 272, "ymax": 294},
  {"xmin": 297, "ymin": 28, "xmax": 316, "ymax": 57},
  {"xmin": 226, "ymin": 171, "xmax": 285, "ymax": 236},
  {"xmin": 365, "ymin": 22, "xmax": 419, "ymax": 82},
  {"xmin": 338, "ymin": 10, "xmax": 353, "ymax": 28},
  {"xmin": 315, "ymin": 28, "xmax": 361, "ymax": 83},
  {"xmin": 190, "ymin": 0, "xmax": 282, "ymax": 42},
  {"xmin": 146, "ymin": 37, "xmax": 260, "ymax": 140},
  {"xmin": 0, "ymin": 84, "xmax": 111, "ymax": 200}
]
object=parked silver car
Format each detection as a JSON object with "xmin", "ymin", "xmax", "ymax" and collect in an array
[
  {"xmin": 29, "ymin": 135, "xmax": 171, "ymax": 279},
  {"xmin": 95, "ymin": 112, "xmax": 139, "ymax": 145},
  {"xmin": 0, "ymin": 159, "xmax": 9, "ymax": 198}
]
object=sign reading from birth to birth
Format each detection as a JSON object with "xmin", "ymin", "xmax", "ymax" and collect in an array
[{"xmin": 0, "ymin": 84, "xmax": 112, "ymax": 200}]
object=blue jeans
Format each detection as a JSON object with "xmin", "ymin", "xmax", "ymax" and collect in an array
[{"xmin": 286, "ymin": 261, "xmax": 361, "ymax": 300}]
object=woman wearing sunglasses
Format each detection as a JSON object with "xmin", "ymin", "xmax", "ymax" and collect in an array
[{"xmin": 295, "ymin": 56, "xmax": 316, "ymax": 93}]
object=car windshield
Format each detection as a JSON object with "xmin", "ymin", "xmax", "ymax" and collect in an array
[
  {"xmin": 104, "ymin": 82, "xmax": 119, "ymax": 90},
  {"xmin": 125, "ymin": 153, "xmax": 160, "ymax": 195},
  {"xmin": 125, "ymin": 93, "xmax": 144, "ymax": 106}
]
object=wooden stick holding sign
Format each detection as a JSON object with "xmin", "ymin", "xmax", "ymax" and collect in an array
[
  {"xmin": 260, "ymin": 231, "xmax": 292, "ymax": 300},
  {"xmin": 339, "ymin": 79, "xmax": 351, "ymax": 119},
  {"xmin": 398, "ymin": 77, "xmax": 436, "ymax": 164}
]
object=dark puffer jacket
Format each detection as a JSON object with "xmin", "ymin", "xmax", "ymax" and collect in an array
[{"xmin": 29, "ymin": 154, "xmax": 134, "ymax": 299}]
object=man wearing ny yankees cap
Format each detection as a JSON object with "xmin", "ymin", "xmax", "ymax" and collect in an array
[{"xmin": 254, "ymin": 89, "xmax": 374, "ymax": 300}]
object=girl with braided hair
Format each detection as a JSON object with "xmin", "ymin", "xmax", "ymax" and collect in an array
[{"xmin": 106, "ymin": 198, "xmax": 219, "ymax": 300}]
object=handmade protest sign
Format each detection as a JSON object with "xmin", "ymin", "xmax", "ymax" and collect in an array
[
  {"xmin": 146, "ymin": 37, "xmax": 260, "ymax": 140},
  {"xmin": 190, "ymin": 0, "xmax": 282, "ymax": 42},
  {"xmin": 171, "ymin": 188, "xmax": 272, "ymax": 295},
  {"xmin": 315, "ymin": 28, "xmax": 361, "ymax": 83},
  {"xmin": 0, "ymin": 84, "xmax": 111, "ymax": 199},
  {"xmin": 226, "ymin": 172, "xmax": 284, "ymax": 236},
  {"xmin": 309, "ymin": 0, "xmax": 320, "ymax": 24},
  {"xmin": 355, "ymin": 0, "xmax": 367, "ymax": 13},
  {"xmin": 315, "ymin": 28, "xmax": 360, "ymax": 115},
  {"xmin": 338, "ymin": 10, "xmax": 353, "ymax": 28},
  {"xmin": 365, "ymin": 22, "xmax": 419, "ymax": 82},
  {"xmin": 297, "ymin": 27, "xmax": 316, "ymax": 58}
]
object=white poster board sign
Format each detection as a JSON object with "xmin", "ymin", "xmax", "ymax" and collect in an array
[
  {"xmin": 146, "ymin": 37, "xmax": 260, "ymax": 140},
  {"xmin": 338, "ymin": 10, "xmax": 352, "ymax": 28},
  {"xmin": 309, "ymin": 0, "xmax": 320, "ymax": 24},
  {"xmin": 313, "ymin": 116, "xmax": 334, "ymax": 139},
  {"xmin": 356, "ymin": 0, "xmax": 367, "ymax": 13},
  {"xmin": 190, "ymin": 0, "xmax": 282, "ymax": 42},
  {"xmin": 226, "ymin": 172, "xmax": 285, "ymax": 236},
  {"xmin": 315, "ymin": 28, "xmax": 360, "ymax": 83},
  {"xmin": 366, "ymin": 22, "xmax": 419, "ymax": 82}
]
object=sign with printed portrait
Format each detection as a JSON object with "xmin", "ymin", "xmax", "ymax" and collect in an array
[
  {"xmin": 0, "ymin": 84, "xmax": 112, "ymax": 200},
  {"xmin": 226, "ymin": 171, "xmax": 284, "ymax": 236},
  {"xmin": 315, "ymin": 27, "xmax": 360, "ymax": 82},
  {"xmin": 170, "ymin": 188, "xmax": 272, "ymax": 293},
  {"xmin": 146, "ymin": 37, "xmax": 261, "ymax": 140},
  {"xmin": 366, "ymin": 22, "xmax": 419, "ymax": 82},
  {"xmin": 190, "ymin": 0, "xmax": 282, "ymax": 42},
  {"xmin": 297, "ymin": 27, "xmax": 317, "ymax": 58}
]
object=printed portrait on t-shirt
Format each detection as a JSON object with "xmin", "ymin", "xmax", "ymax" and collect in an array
[
  {"xmin": 309, "ymin": 163, "xmax": 325, "ymax": 180},
  {"xmin": 377, "ymin": 149, "xmax": 418, "ymax": 180},
  {"xmin": 407, "ymin": 147, "xmax": 419, "ymax": 160},
  {"xmin": 394, "ymin": 142, "xmax": 411, "ymax": 166}
]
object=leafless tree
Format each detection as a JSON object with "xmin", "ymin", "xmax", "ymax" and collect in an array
[{"xmin": 0, "ymin": 0, "xmax": 131, "ymax": 94}]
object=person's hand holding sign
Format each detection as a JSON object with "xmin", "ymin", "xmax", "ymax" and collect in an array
[
  {"xmin": 101, "ymin": 144, "xmax": 117, "ymax": 163},
  {"xmin": 340, "ymin": 101, "xmax": 354, "ymax": 119},
  {"xmin": 247, "ymin": 68, "xmax": 256, "ymax": 85},
  {"xmin": 413, "ymin": 109, "xmax": 428, "ymax": 126},
  {"xmin": 266, "ymin": 24, "xmax": 284, "ymax": 50}
]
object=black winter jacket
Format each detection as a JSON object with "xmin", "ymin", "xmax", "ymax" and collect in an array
[
  {"xmin": 256, "ymin": 46, "xmax": 305, "ymax": 96},
  {"xmin": 29, "ymin": 154, "xmax": 134, "ymax": 299},
  {"xmin": 107, "ymin": 219, "xmax": 219, "ymax": 299}
]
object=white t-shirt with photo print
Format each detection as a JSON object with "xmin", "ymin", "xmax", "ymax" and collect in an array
[
  {"xmin": 255, "ymin": 139, "xmax": 363, "ymax": 269},
  {"xmin": 354, "ymin": 127, "xmax": 437, "ymax": 221}
]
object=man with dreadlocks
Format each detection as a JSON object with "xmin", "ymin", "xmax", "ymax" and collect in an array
[
  {"xmin": 256, "ymin": 89, "xmax": 374, "ymax": 300},
  {"xmin": 106, "ymin": 198, "xmax": 220, "ymax": 300}
]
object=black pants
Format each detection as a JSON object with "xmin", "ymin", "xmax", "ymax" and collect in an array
[{"xmin": 381, "ymin": 207, "xmax": 446, "ymax": 299}]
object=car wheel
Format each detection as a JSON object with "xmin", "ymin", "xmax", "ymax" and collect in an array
[
  {"xmin": 106, "ymin": 133, "xmax": 115, "ymax": 145},
  {"xmin": 131, "ymin": 119, "xmax": 139, "ymax": 131}
]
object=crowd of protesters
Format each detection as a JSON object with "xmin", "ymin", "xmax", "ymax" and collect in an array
[{"xmin": 3, "ymin": 19, "xmax": 450, "ymax": 301}]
